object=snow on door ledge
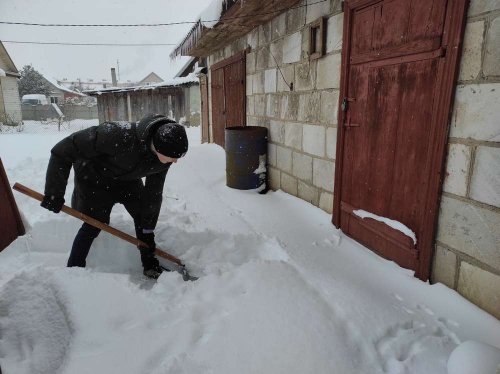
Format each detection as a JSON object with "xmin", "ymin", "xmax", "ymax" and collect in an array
[{"xmin": 353, "ymin": 209, "xmax": 417, "ymax": 245}]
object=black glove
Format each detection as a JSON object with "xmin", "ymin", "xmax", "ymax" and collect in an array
[
  {"xmin": 40, "ymin": 195, "xmax": 65, "ymax": 213},
  {"xmin": 137, "ymin": 231, "xmax": 156, "ymax": 254}
]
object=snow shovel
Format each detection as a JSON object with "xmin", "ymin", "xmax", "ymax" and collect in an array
[{"xmin": 12, "ymin": 183, "xmax": 197, "ymax": 281}]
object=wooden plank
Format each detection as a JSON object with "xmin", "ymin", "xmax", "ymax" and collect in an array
[
  {"xmin": 389, "ymin": 59, "xmax": 439, "ymax": 236},
  {"xmin": 416, "ymin": 0, "xmax": 470, "ymax": 280},
  {"xmin": 350, "ymin": 38, "xmax": 443, "ymax": 65},
  {"xmin": 211, "ymin": 50, "xmax": 247, "ymax": 71}
]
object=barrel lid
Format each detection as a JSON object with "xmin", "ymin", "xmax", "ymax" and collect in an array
[{"xmin": 225, "ymin": 126, "xmax": 268, "ymax": 139}]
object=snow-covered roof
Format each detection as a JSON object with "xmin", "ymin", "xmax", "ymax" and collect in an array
[
  {"xmin": 45, "ymin": 76, "xmax": 86, "ymax": 96},
  {"xmin": 21, "ymin": 94, "xmax": 47, "ymax": 100},
  {"xmin": 170, "ymin": 0, "xmax": 227, "ymax": 59},
  {"xmin": 174, "ymin": 57, "xmax": 198, "ymax": 78},
  {"xmin": 137, "ymin": 72, "xmax": 164, "ymax": 85},
  {"xmin": 84, "ymin": 74, "xmax": 199, "ymax": 95},
  {"xmin": 170, "ymin": 0, "xmax": 301, "ymax": 58},
  {"xmin": 0, "ymin": 41, "xmax": 20, "ymax": 76}
]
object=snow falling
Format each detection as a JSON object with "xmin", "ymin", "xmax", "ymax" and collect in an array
[{"xmin": 0, "ymin": 124, "xmax": 499, "ymax": 374}]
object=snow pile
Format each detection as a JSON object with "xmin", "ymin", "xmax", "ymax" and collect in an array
[
  {"xmin": 0, "ymin": 126, "xmax": 499, "ymax": 374},
  {"xmin": 447, "ymin": 341, "xmax": 500, "ymax": 374},
  {"xmin": 199, "ymin": 0, "xmax": 224, "ymax": 28},
  {"xmin": 353, "ymin": 209, "xmax": 417, "ymax": 245},
  {"xmin": 0, "ymin": 268, "xmax": 73, "ymax": 374}
]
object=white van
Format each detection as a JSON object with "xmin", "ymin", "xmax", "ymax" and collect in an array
[{"xmin": 21, "ymin": 94, "xmax": 49, "ymax": 105}]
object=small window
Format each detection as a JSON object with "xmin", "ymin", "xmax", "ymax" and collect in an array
[{"xmin": 309, "ymin": 17, "xmax": 326, "ymax": 60}]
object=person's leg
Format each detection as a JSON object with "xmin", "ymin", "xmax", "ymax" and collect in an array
[
  {"xmin": 119, "ymin": 180, "xmax": 144, "ymax": 244},
  {"xmin": 68, "ymin": 223, "xmax": 101, "ymax": 267},
  {"xmin": 68, "ymin": 188, "xmax": 113, "ymax": 267},
  {"xmin": 120, "ymin": 181, "xmax": 163, "ymax": 278}
]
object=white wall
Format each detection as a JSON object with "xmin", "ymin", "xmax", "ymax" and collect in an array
[{"xmin": 0, "ymin": 76, "xmax": 22, "ymax": 124}]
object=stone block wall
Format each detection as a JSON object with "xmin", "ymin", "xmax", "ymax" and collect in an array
[
  {"xmin": 207, "ymin": 0, "xmax": 342, "ymax": 213},
  {"xmin": 432, "ymin": 1, "xmax": 500, "ymax": 318},
  {"xmin": 205, "ymin": 0, "xmax": 499, "ymax": 317}
]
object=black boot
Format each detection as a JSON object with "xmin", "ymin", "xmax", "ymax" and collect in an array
[{"xmin": 141, "ymin": 252, "xmax": 163, "ymax": 279}]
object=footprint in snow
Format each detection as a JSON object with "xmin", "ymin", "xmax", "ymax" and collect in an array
[{"xmin": 416, "ymin": 303, "xmax": 435, "ymax": 316}]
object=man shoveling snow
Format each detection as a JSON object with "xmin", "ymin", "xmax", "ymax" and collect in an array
[{"xmin": 39, "ymin": 113, "xmax": 188, "ymax": 279}]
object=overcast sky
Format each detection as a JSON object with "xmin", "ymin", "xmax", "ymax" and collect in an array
[{"xmin": 0, "ymin": 0, "xmax": 212, "ymax": 83}]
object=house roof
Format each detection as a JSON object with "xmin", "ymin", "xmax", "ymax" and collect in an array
[
  {"xmin": 84, "ymin": 74, "xmax": 199, "ymax": 95},
  {"xmin": 138, "ymin": 72, "xmax": 164, "ymax": 84},
  {"xmin": 0, "ymin": 41, "xmax": 20, "ymax": 77},
  {"xmin": 174, "ymin": 57, "xmax": 198, "ymax": 78},
  {"xmin": 170, "ymin": 0, "xmax": 301, "ymax": 58},
  {"xmin": 44, "ymin": 76, "xmax": 86, "ymax": 96}
]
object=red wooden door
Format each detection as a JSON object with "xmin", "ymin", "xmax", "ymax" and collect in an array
[
  {"xmin": 0, "ymin": 158, "xmax": 25, "ymax": 251},
  {"xmin": 200, "ymin": 75, "xmax": 210, "ymax": 143},
  {"xmin": 224, "ymin": 59, "xmax": 246, "ymax": 127},
  {"xmin": 210, "ymin": 52, "xmax": 246, "ymax": 148},
  {"xmin": 211, "ymin": 67, "xmax": 226, "ymax": 147},
  {"xmin": 333, "ymin": 0, "xmax": 469, "ymax": 280}
]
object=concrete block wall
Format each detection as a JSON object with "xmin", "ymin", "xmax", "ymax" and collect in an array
[
  {"xmin": 207, "ymin": 0, "xmax": 341, "ymax": 213},
  {"xmin": 205, "ymin": 0, "xmax": 499, "ymax": 317},
  {"xmin": 432, "ymin": 1, "xmax": 500, "ymax": 319},
  {"xmin": 248, "ymin": 0, "xmax": 342, "ymax": 213}
]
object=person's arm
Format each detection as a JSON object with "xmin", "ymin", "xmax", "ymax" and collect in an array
[
  {"xmin": 140, "ymin": 169, "xmax": 169, "ymax": 230},
  {"xmin": 42, "ymin": 127, "xmax": 103, "ymax": 211}
]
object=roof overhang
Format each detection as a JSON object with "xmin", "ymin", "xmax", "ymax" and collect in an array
[
  {"xmin": 84, "ymin": 78, "xmax": 199, "ymax": 96},
  {"xmin": 171, "ymin": 0, "xmax": 301, "ymax": 58},
  {"xmin": 0, "ymin": 41, "xmax": 19, "ymax": 74}
]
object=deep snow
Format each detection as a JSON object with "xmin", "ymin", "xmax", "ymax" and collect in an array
[{"xmin": 0, "ymin": 124, "xmax": 499, "ymax": 374}]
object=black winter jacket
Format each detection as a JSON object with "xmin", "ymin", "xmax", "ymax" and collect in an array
[{"xmin": 44, "ymin": 115, "xmax": 175, "ymax": 229}]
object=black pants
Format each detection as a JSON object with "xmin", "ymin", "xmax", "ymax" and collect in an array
[{"xmin": 68, "ymin": 177, "xmax": 146, "ymax": 267}]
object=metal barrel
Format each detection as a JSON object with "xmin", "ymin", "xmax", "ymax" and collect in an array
[{"xmin": 225, "ymin": 126, "xmax": 268, "ymax": 190}]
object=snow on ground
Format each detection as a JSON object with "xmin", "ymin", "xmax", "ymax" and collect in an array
[{"xmin": 0, "ymin": 125, "xmax": 499, "ymax": 374}]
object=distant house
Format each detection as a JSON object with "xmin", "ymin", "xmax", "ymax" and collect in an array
[
  {"xmin": 0, "ymin": 41, "xmax": 22, "ymax": 125},
  {"xmin": 85, "ymin": 74, "xmax": 200, "ymax": 126},
  {"xmin": 58, "ymin": 78, "xmax": 110, "ymax": 91},
  {"xmin": 137, "ymin": 72, "xmax": 164, "ymax": 86},
  {"xmin": 171, "ymin": 0, "xmax": 500, "ymax": 318},
  {"xmin": 42, "ymin": 76, "xmax": 86, "ymax": 104}
]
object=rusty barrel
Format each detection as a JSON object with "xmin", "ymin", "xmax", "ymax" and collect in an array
[{"xmin": 225, "ymin": 126, "xmax": 268, "ymax": 190}]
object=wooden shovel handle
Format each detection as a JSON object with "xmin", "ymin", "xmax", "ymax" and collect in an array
[{"xmin": 12, "ymin": 183, "xmax": 183, "ymax": 266}]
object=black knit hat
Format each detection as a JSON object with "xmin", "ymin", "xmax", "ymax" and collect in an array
[{"xmin": 152, "ymin": 122, "xmax": 188, "ymax": 158}]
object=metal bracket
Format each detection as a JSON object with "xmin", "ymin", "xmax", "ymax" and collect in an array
[{"xmin": 341, "ymin": 97, "xmax": 356, "ymax": 112}]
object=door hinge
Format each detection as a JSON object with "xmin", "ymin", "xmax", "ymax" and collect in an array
[{"xmin": 343, "ymin": 119, "xmax": 360, "ymax": 128}]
